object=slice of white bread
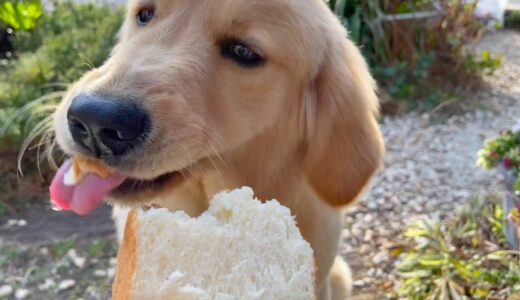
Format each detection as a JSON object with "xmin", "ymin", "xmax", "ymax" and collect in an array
[{"xmin": 112, "ymin": 187, "xmax": 315, "ymax": 300}]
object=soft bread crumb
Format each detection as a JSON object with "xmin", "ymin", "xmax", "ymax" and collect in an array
[
  {"xmin": 168, "ymin": 271, "xmax": 185, "ymax": 282},
  {"xmin": 113, "ymin": 187, "xmax": 315, "ymax": 300}
]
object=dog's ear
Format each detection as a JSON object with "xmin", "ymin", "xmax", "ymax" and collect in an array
[{"xmin": 302, "ymin": 27, "xmax": 385, "ymax": 207}]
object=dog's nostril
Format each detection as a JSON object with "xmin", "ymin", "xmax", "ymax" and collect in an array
[
  {"xmin": 100, "ymin": 128, "xmax": 124, "ymax": 141},
  {"xmin": 69, "ymin": 119, "xmax": 88, "ymax": 136}
]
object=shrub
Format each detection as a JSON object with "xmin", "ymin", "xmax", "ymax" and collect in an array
[
  {"xmin": 328, "ymin": 0, "xmax": 502, "ymax": 109},
  {"xmin": 394, "ymin": 195, "xmax": 520, "ymax": 299},
  {"xmin": 0, "ymin": 1, "xmax": 124, "ymax": 147},
  {"xmin": 505, "ymin": 10, "xmax": 520, "ymax": 29}
]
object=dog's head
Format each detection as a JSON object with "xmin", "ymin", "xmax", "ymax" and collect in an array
[{"xmin": 53, "ymin": 0, "xmax": 384, "ymax": 208}]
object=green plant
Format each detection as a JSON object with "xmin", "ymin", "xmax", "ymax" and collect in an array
[
  {"xmin": 0, "ymin": 247, "xmax": 18, "ymax": 268},
  {"xmin": 50, "ymin": 239, "xmax": 75, "ymax": 258},
  {"xmin": 505, "ymin": 10, "xmax": 520, "ymax": 29},
  {"xmin": 87, "ymin": 239, "xmax": 118, "ymax": 258},
  {"xmin": 477, "ymin": 126, "xmax": 520, "ymax": 196},
  {"xmin": 464, "ymin": 50, "xmax": 503, "ymax": 76},
  {"xmin": 0, "ymin": 0, "xmax": 42, "ymax": 31},
  {"xmin": 0, "ymin": 201, "xmax": 5, "ymax": 221},
  {"xmin": 395, "ymin": 196, "xmax": 520, "ymax": 299},
  {"xmin": 0, "ymin": 1, "xmax": 124, "ymax": 149}
]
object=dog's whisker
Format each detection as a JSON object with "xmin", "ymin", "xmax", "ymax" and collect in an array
[
  {"xmin": 188, "ymin": 124, "xmax": 227, "ymax": 155},
  {"xmin": 177, "ymin": 142, "xmax": 198, "ymax": 179},
  {"xmin": 201, "ymin": 147, "xmax": 224, "ymax": 181},
  {"xmin": 201, "ymin": 131, "xmax": 227, "ymax": 166},
  {"xmin": 44, "ymin": 139, "xmax": 60, "ymax": 170},
  {"xmin": 185, "ymin": 125, "xmax": 228, "ymax": 173},
  {"xmin": 17, "ymin": 115, "xmax": 54, "ymax": 177},
  {"xmin": 35, "ymin": 130, "xmax": 52, "ymax": 181},
  {"xmin": 40, "ymin": 131, "xmax": 56, "ymax": 162}
]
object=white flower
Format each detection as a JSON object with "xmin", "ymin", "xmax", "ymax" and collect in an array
[{"xmin": 512, "ymin": 119, "xmax": 520, "ymax": 133}]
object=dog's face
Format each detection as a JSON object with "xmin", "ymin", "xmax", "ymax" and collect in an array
[{"xmin": 53, "ymin": 0, "xmax": 384, "ymax": 206}]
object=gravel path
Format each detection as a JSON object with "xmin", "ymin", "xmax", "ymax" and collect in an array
[{"xmin": 345, "ymin": 30, "xmax": 520, "ymax": 297}]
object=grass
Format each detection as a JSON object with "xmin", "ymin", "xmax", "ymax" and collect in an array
[{"xmin": 50, "ymin": 239, "xmax": 75, "ymax": 258}]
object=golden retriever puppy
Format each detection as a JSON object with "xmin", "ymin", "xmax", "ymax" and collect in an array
[{"xmin": 52, "ymin": 0, "xmax": 384, "ymax": 298}]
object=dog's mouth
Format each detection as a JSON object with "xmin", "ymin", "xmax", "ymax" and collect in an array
[
  {"xmin": 112, "ymin": 169, "xmax": 189, "ymax": 197},
  {"xmin": 49, "ymin": 159, "xmax": 197, "ymax": 216}
]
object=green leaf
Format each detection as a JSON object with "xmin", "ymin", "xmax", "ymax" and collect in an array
[
  {"xmin": 348, "ymin": 8, "xmax": 362, "ymax": 45},
  {"xmin": 481, "ymin": 50, "xmax": 490, "ymax": 60},
  {"xmin": 0, "ymin": 0, "xmax": 42, "ymax": 31},
  {"xmin": 452, "ymin": 259, "xmax": 474, "ymax": 281},
  {"xmin": 400, "ymin": 269, "xmax": 432, "ymax": 278},
  {"xmin": 405, "ymin": 227, "xmax": 430, "ymax": 238},
  {"xmin": 512, "ymin": 208, "xmax": 519, "ymax": 217},
  {"xmin": 471, "ymin": 286, "xmax": 489, "ymax": 298},
  {"xmin": 397, "ymin": 253, "xmax": 420, "ymax": 271},
  {"xmin": 486, "ymin": 250, "xmax": 520, "ymax": 260},
  {"xmin": 333, "ymin": 0, "xmax": 347, "ymax": 15},
  {"xmin": 418, "ymin": 254, "xmax": 445, "ymax": 266}
]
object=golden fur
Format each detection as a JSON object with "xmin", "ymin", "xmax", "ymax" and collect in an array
[{"xmin": 53, "ymin": 0, "xmax": 385, "ymax": 298}]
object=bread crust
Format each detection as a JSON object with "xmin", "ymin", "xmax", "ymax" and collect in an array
[{"xmin": 112, "ymin": 209, "xmax": 138, "ymax": 300}]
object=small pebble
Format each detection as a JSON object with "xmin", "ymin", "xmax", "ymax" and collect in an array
[
  {"xmin": 372, "ymin": 250, "xmax": 389, "ymax": 265},
  {"xmin": 376, "ymin": 268, "xmax": 385, "ymax": 277},
  {"xmin": 6, "ymin": 219, "xmax": 27, "ymax": 227},
  {"xmin": 363, "ymin": 214, "xmax": 374, "ymax": 223},
  {"xmin": 15, "ymin": 289, "xmax": 31, "ymax": 300},
  {"xmin": 107, "ymin": 267, "xmax": 116, "ymax": 278},
  {"xmin": 38, "ymin": 278, "xmax": 56, "ymax": 291},
  {"xmin": 58, "ymin": 279, "xmax": 76, "ymax": 291},
  {"xmin": 0, "ymin": 285, "xmax": 13, "ymax": 297},
  {"xmin": 341, "ymin": 229, "xmax": 351, "ymax": 240},
  {"xmin": 94, "ymin": 269, "xmax": 107, "ymax": 277},
  {"xmin": 363, "ymin": 230, "xmax": 374, "ymax": 242},
  {"xmin": 383, "ymin": 281, "xmax": 394, "ymax": 289},
  {"xmin": 367, "ymin": 201, "xmax": 379, "ymax": 210},
  {"xmin": 109, "ymin": 257, "xmax": 117, "ymax": 266},
  {"xmin": 353, "ymin": 280, "xmax": 366, "ymax": 287},
  {"xmin": 68, "ymin": 249, "xmax": 86, "ymax": 269},
  {"xmin": 359, "ymin": 244, "xmax": 371, "ymax": 255},
  {"xmin": 40, "ymin": 247, "xmax": 50, "ymax": 256}
]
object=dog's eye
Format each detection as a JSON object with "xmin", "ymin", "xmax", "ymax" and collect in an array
[
  {"xmin": 136, "ymin": 7, "xmax": 155, "ymax": 26},
  {"xmin": 221, "ymin": 40, "xmax": 264, "ymax": 67}
]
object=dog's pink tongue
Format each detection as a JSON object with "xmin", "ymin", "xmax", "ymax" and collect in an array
[{"xmin": 49, "ymin": 160, "xmax": 126, "ymax": 216}]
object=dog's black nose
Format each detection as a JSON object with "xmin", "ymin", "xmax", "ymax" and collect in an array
[{"xmin": 67, "ymin": 94, "xmax": 150, "ymax": 157}]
